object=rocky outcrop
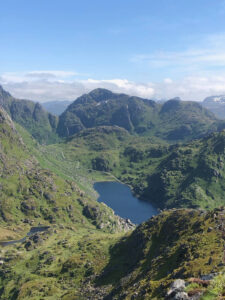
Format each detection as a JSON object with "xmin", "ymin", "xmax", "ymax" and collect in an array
[
  {"xmin": 166, "ymin": 275, "xmax": 214, "ymax": 300},
  {"xmin": 166, "ymin": 280, "xmax": 189, "ymax": 300},
  {"xmin": 82, "ymin": 203, "xmax": 135, "ymax": 232}
]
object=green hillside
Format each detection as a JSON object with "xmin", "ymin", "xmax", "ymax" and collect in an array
[
  {"xmin": 0, "ymin": 106, "xmax": 134, "ymax": 233},
  {"xmin": 0, "ymin": 85, "xmax": 59, "ymax": 144},
  {"xmin": 1, "ymin": 202, "xmax": 225, "ymax": 299},
  {"xmin": 57, "ymin": 88, "xmax": 224, "ymax": 143},
  {"xmin": 96, "ymin": 208, "xmax": 225, "ymax": 299},
  {"xmin": 49, "ymin": 126, "xmax": 225, "ymax": 210},
  {"xmin": 1, "ymin": 90, "xmax": 225, "ymax": 299}
]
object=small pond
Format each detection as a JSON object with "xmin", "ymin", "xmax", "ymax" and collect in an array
[{"xmin": 94, "ymin": 181, "xmax": 158, "ymax": 224}]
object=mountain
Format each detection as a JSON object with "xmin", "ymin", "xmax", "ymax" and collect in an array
[
  {"xmin": 0, "ymin": 85, "xmax": 59, "ymax": 144},
  {"xmin": 42, "ymin": 100, "xmax": 72, "ymax": 115},
  {"xmin": 57, "ymin": 88, "xmax": 223, "ymax": 143},
  {"xmin": 59, "ymin": 125, "xmax": 225, "ymax": 210},
  {"xmin": 0, "ymin": 96, "xmax": 225, "ymax": 299},
  {"xmin": 2, "ymin": 85, "xmax": 225, "ymax": 145},
  {"xmin": 202, "ymin": 95, "xmax": 225, "ymax": 119},
  {"xmin": 97, "ymin": 208, "xmax": 225, "ymax": 299},
  {"xmin": 1, "ymin": 185, "xmax": 225, "ymax": 299},
  {"xmin": 138, "ymin": 130, "xmax": 225, "ymax": 209},
  {"xmin": 119, "ymin": 129, "xmax": 225, "ymax": 210},
  {"xmin": 0, "ymin": 105, "xmax": 138, "ymax": 231},
  {"xmin": 0, "ymin": 106, "xmax": 127, "ymax": 230},
  {"xmin": 0, "ymin": 106, "xmax": 137, "ymax": 298}
]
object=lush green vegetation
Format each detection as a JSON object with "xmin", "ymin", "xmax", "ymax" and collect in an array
[
  {"xmin": 1, "ymin": 204, "xmax": 225, "ymax": 299},
  {"xmin": 96, "ymin": 208, "xmax": 225, "ymax": 299},
  {"xmin": 1, "ymin": 85, "xmax": 225, "ymax": 299},
  {"xmin": 57, "ymin": 88, "xmax": 224, "ymax": 143},
  {"xmin": 0, "ymin": 85, "xmax": 59, "ymax": 144},
  {"xmin": 42, "ymin": 124, "xmax": 225, "ymax": 210}
]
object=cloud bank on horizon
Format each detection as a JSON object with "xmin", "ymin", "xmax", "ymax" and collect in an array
[
  {"xmin": 1, "ymin": 71, "xmax": 225, "ymax": 102},
  {"xmin": 2, "ymin": 33, "xmax": 225, "ymax": 102}
]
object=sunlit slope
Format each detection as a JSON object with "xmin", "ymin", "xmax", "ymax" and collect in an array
[
  {"xmin": 57, "ymin": 88, "xmax": 224, "ymax": 143},
  {"xmin": 0, "ymin": 85, "xmax": 59, "ymax": 144}
]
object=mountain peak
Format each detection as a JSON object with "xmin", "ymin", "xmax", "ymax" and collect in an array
[
  {"xmin": 88, "ymin": 88, "xmax": 115, "ymax": 102},
  {"xmin": 160, "ymin": 98, "xmax": 182, "ymax": 113},
  {"xmin": 89, "ymin": 88, "xmax": 112, "ymax": 94}
]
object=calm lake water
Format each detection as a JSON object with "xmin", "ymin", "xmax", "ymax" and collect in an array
[{"xmin": 94, "ymin": 181, "xmax": 158, "ymax": 224}]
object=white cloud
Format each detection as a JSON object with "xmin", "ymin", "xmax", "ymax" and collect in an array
[
  {"xmin": 1, "ymin": 70, "xmax": 78, "ymax": 84},
  {"xmin": 82, "ymin": 79, "xmax": 155, "ymax": 98},
  {"xmin": 164, "ymin": 78, "xmax": 173, "ymax": 84},
  {"xmin": 2, "ymin": 80, "xmax": 85, "ymax": 101},
  {"xmin": 0, "ymin": 72, "xmax": 155, "ymax": 101},
  {"xmin": 26, "ymin": 70, "xmax": 78, "ymax": 79},
  {"xmin": 154, "ymin": 75, "xmax": 225, "ymax": 101},
  {"xmin": 2, "ymin": 70, "xmax": 225, "ymax": 102}
]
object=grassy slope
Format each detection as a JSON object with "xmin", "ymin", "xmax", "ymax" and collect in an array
[
  {"xmin": 0, "ymin": 109, "xmax": 132, "ymax": 299},
  {"xmin": 0, "ymin": 109, "xmax": 135, "ymax": 299},
  {"xmin": 1, "ymin": 108, "xmax": 225, "ymax": 299},
  {"xmin": 97, "ymin": 208, "xmax": 225, "ymax": 299},
  {"xmin": 0, "ymin": 225, "xmax": 125, "ymax": 299},
  {"xmin": 0, "ymin": 108, "xmax": 136, "ymax": 233},
  {"xmin": 57, "ymin": 88, "xmax": 223, "ymax": 143},
  {"xmin": 1, "ymin": 208, "xmax": 225, "ymax": 299},
  {"xmin": 46, "ymin": 126, "xmax": 225, "ymax": 210}
]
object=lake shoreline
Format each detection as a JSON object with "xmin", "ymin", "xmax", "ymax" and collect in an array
[{"xmin": 94, "ymin": 181, "xmax": 158, "ymax": 224}]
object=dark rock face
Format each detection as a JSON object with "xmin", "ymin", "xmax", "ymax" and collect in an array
[
  {"xmin": 24, "ymin": 240, "xmax": 33, "ymax": 251},
  {"xmin": 83, "ymin": 205, "xmax": 100, "ymax": 220},
  {"xmin": 21, "ymin": 201, "xmax": 36, "ymax": 213},
  {"xmin": 91, "ymin": 157, "xmax": 111, "ymax": 172},
  {"xmin": 30, "ymin": 233, "xmax": 43, "ymax": 244}
]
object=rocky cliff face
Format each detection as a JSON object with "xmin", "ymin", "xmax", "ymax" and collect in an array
[{"xmin": 0, "ymin": 85, "xmax": 59, "ymax": 144}]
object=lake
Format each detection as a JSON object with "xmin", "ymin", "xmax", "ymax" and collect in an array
[{"xmin": 94, "ymin": 181, "xmax": 158, "ymax": 224}]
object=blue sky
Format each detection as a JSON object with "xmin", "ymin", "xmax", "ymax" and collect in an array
[{"xmin": 1, "ymin": 0, "xmax": 225, "ymax": 101}]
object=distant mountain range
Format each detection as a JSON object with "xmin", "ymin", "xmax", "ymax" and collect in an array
[
  {"xmin": 57, "ymin": 88, "xmax": 224, "ymax": 142},
  {"xmin": 42, "ymin": 100, "xmax": 72, "ymax": 115},
  {"xmin": 2, "ymin": 85, "xmax": 225, "ymax": 144},
  {"xmin": 1, "ymin": 85, "xmax": 225, "ymax": 299},
  {"xmin": 202, "ymin": 95, "xmax": 225, "ymax": 119},
  {"xmin": 39, "ymin": 94, "xmax": 225, "ymax": 120}
]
